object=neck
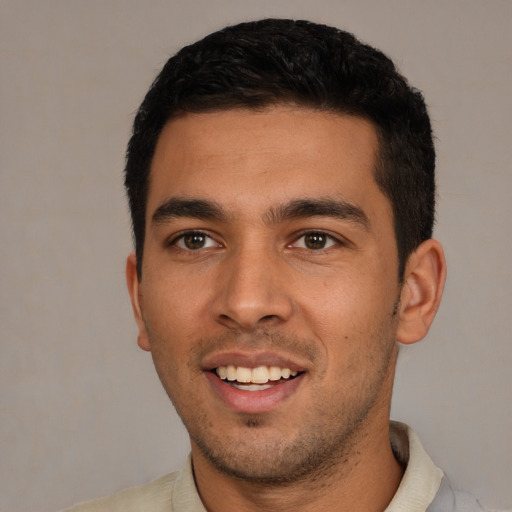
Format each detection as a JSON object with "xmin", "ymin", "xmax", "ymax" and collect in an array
[{"xmin": 191, "ymin": 419, "xmax": 403, "ymax": 512}]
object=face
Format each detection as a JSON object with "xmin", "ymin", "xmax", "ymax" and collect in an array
[{"xmin": 128, "ymin": 107, "xmax": 404, "ymax": 483}]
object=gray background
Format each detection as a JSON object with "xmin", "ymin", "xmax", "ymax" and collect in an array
[{"xmin": 1, "ymin": 1, "xmax": 511, "ymax": 511}]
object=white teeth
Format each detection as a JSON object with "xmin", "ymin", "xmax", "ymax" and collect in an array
[
  {"xmin": 236, "ymin": 367, "xmax": 252, "ymax": 383},
  {"xmin": 269, "ymin": 366, "xmax": 282, "ymax": 381},
  {"xmin": 226, "ymin": 365, "xmax": 237, "ymax": 381},
  {"xmin": 251, "ymin": 366, "xmax": 270, "ymax": 383},
  {"xmin": 232, "ymin": 383, "xmax": 273, "ymax": 391},
  {"xmin": 215, "ymin": 365, "xmax": 299, "ymax": 385}
]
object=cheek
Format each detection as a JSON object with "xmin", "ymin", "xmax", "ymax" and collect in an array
[
  {"xmin": 142, "ymin": 268, "xmax": 207, "ymax": 331},
  {"xmin": 297, "ymin": 268, "xmax": 390, "ymax": 325},
  {"xmin": 298, "ymin": 271, "xmax": 398, "ymax": 360}
]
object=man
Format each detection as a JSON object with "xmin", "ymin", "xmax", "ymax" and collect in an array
[{"xmin": 66, "ymin": 19, "xmax": 483, "ymax": 512}]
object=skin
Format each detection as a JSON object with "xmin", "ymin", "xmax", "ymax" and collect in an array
[{"xmin": 126, "ymin": 107, "xmax": 446, "ymax": 512}]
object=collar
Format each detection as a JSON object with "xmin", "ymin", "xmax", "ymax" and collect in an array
[{"xmin": 385, "ymin": 421, "xmax": 444, "ymax": 512}]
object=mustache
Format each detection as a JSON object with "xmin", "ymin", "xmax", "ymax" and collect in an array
[{"xmin": 189, "ymin": 329, "xmax": 320, "ymax": 366}]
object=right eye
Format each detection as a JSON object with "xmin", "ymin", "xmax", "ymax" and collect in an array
[
  {"xmin": 292, "ymin": 231, "xmax": 339, "ymax": 250},
  {"xmin": 172, "ymin": 231, "xmax": 219, "ymax": 251}
]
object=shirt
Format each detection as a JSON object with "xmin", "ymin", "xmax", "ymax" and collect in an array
[{"xmin": 63, "ymin": 421, "xmax": 483, "ymax": 512}]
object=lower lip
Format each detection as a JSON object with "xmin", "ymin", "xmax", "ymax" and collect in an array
[{"xmin": 204, "ymin": 371, "xmax": 305, "ymax": 414}]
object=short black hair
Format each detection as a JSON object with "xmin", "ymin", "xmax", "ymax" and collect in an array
[{"xmin": 125, "ymin": 18, "xmax": 435, "ymax": 278}]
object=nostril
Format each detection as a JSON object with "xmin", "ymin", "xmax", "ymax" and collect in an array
[
  {"xmin": 260, "ymin": 314, "xmax": 278, "ymax": 322},
  {"xmin": 216, "ymin": 312, "xmax": 280, "ymax": 330}
]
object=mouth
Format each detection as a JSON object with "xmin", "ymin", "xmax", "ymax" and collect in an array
[
  {"xmin": 214, "ymin": 365, "xmax": 302, "ymax": 391},
  {"xmin": 202, "ymin": 352, "xmax": 308, "ymax": 413}
]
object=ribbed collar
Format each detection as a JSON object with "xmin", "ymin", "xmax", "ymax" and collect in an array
[{"xmin": 385, "ymin": 421, "xmax": 444, "ymax": 512}]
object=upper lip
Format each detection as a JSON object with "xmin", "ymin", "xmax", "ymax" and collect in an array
[{"xmin": 202, "ymin": 351, "xmax": 308, "ymax": 373}]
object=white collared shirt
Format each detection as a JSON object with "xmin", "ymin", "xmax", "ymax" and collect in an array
[{"xmin": 64, "ymin": 421, "xmax": 483, "ymax": 512}]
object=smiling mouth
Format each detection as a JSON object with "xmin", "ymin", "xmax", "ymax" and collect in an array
[{"xmin": 214, "ymin": 365, "xmax": 301, "ymax": 391}]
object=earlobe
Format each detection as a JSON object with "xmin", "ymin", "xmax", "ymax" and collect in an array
[
  {"xmin": 126, "ymin": 252, "xmax": 151, "ymax": 352},
  {"xmin": 396, "ymin": 239, "xmax": 447, "ymax": 345}
]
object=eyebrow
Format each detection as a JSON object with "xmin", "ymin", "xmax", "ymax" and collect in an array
[
  {"xmin": 151, "ymin": 196, "xmax": 369, "ymax": 230},
  {"xmin": 265, "ymin": 198, "xmax": 370, "ymax": 230},
  {"xmin": 152, "ymin": 198, "xmax": 227, "ymax": 224}
]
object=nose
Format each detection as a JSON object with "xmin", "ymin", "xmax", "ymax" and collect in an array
[{"xmin": 211, "ymin": 246, "xmax": 294, "ymax": 331}]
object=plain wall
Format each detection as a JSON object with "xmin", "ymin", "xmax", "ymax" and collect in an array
[{"xmin": 1, "ymin": 1, "xmax": 511, "ymax": 511}]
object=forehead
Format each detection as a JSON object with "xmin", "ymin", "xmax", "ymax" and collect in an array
[{"xmin": 147, "ymin": 107, "xmax": 387, "ymax": 222}]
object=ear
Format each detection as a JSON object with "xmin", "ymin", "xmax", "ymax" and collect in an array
[
  {"xmin": 396, "ymin": 239, "xmax": 447, "ymax": 345},
  {"xmin": 126, "ymin": 252, "xmax": 151, "ymax": 352}
]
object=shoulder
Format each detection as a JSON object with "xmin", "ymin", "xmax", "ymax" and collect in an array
[
  {"xmin": 62, "ymin": 472, "xmax": 178, "ymax": 512},
  {"xmin": 388, "ymin": 422, "xmax": 485, "ymax": 512},
  {"xmin": 428, "ymin": 476, "xmax": 486, "ymax": 512},
  {"xmin": 61, "ymin": 454, "xmax": 206, "ymax": 512}
]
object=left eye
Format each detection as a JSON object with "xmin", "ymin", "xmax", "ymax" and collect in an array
[
  {"xmin": 173, "ymin": 232, "xmax": 219, "ymax": 250},
  {"xmin": 292, "ymin": 232, "xmax": 338, "ymax": 250}
]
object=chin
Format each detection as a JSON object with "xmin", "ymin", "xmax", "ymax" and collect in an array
[{"xmin": 189, "ymin": 419, "xmax": 357, "ymax": 485}]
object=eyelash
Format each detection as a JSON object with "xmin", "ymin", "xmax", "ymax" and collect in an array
[
  {"xmin": 169, "ymin": 231, "xmax": 220, "ymax": 251},
  {"xmin": 168, "ymin": 230, "xmax": 343, "ymax": 252},
  {"xmin": 290, "ymin": 231, "xmax": 342, "ymax": 251}
]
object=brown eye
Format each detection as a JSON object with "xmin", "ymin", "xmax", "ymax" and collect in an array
[
  {"xmin": 184, "ymin": 233, "xmax": 206, "ymax": 249},
  {"xmin": 175, "ymin": 232, "xmax": 217, "ymax": 250},
  {"xmin": 292, "ymin": 232, "xmax": 338, "ymax": 250},
  {"xmin": 304, "ymin": 233, "xmax": 328, "ymax": 249}
]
